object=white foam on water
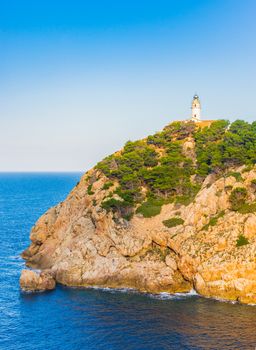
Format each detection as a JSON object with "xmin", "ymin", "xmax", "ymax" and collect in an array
[
  {"xmin": 9, "ymin": 255, "xmax": 22, "ymax": 260},
  {"xmin": 60, "ymin": 285, "xmax": 256, "ymax": 306},
  {"xmin": 89, "ymin": 287, "xmax": 199, "ymax": 300},
  {"xmin": 78, "ymin": 286, "xmax": 201, "ymax": 301},
  {"xmin": 149, "ymin": 289, "xmax": 199, "ymax": 300},
  {"xmin": 89, "ymin": 286, "xmax": 137, "ymax": 294}
]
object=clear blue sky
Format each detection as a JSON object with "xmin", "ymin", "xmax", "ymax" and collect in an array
[{"xmin": 1, "ymin": 0, "xmax": 256, "ymax": 171}]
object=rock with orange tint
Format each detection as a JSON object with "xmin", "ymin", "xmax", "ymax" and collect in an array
[{"xmin": 20, "ymin": 269, "xmax": 56, "ymax": 291}]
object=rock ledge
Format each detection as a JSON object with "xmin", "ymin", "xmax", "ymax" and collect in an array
[{"xmin": 20, "ymin": 269, "xmax": 56, "ymax": 292}]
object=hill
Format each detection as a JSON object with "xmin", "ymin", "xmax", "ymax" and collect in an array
[{"xmin": 21, "ymin": 119, "xmax": 256, "ymax": 304}]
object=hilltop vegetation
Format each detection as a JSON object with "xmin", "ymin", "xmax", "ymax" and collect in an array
[
  {"xmin": 96, "ymin": 120, "xmax": 256, "ymax": 219},
  {"xmin": 195, "ymin": 120, "xmax": 256, "ymax": 176}
]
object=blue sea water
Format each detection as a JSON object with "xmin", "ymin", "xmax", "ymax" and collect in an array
[{"xmin": 1, "ymin": 173, "xmax": 256, "ymax": 350}]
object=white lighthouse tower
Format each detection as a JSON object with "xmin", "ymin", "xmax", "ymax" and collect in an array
[{"xmin": 191, "ymin": 94, "xmax": 201, "ymax": 122}]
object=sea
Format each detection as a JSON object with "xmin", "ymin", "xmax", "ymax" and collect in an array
[{"xmin": 0, "ymin": 173, "xmax": 256, "ymax": 350}]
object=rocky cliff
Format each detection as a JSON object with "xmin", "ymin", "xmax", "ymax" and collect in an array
[{"xmin": 21, "ymin": 120, "xmax": 256, "ymax": 304}]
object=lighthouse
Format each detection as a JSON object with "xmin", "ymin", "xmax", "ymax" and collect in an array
[{"xmin": 191, "ymin": 94, "xmax": 201, "ymax": 122}]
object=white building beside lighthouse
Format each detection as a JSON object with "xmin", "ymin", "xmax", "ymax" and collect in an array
[{"xmin": 191, "ymin": 94, "xmax": 201, "ymax": 122}]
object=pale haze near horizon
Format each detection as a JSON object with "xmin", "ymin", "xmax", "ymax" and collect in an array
[{"xmin": 1, "ymin": 0, "xmax": 256, "ymax": 172}]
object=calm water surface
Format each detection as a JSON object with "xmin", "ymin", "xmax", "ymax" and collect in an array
[{"xmin": 0, "ymin": 173, "xmax": 256, "ymax": 350}]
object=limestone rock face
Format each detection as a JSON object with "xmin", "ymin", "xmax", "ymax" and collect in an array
[
  {"xmin": 21, "ymin": 167, "xmax": 256, "ymax": 304},
  {"xmin": 20, "ymin": 269, "xmax": 56, "ymax": 291}
]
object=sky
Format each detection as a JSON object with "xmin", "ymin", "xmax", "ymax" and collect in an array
[{"xmin": 1, "ymin": 0, "xmax": 256, "ymax": 171}]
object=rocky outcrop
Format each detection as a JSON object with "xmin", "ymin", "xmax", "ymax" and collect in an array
[
  {"xmin": 19, "ymin": 112, "xmax": 256, "ymax": 307},
  {"xmin": 20, "ymin": 269, "xmax": 56, "ymax": 291},
  {"xmin": 20, "ymin": 164, "xmax": 256, "ymax": 303}
]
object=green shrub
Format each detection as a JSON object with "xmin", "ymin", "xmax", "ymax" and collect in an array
[
  {"xmin": 202, "ymin": 211, "xmax": 225, "ymax": 231},
  {"xmin": 174, "ymin": 184, "xmax": 200, "ymax": 206},
  {"xmin": 195, "ymin": 120, "xmax": 256, "ymax": 175},
  {"xmin": 123, "ymin": 212, "xmax": 134, "ymax": 221},
  {"xmin": 236, "ymin": 234, "xmax": 249, "ymax": 247},
  {"xmin": 175, "ymin": 195, "xmax": 194, "ymax": 206},
  {"xmin": 87, "ymin": 184, "xmax": 94, "ymax": 195},
  {"xmin": 96, "ymin": 155, "xmax": 116, "ymax": 177},
  {"xmin": 101, "ymin": 197, "xmax": 133, "ymax": 219},
  {"xmin": 225, "ymin": 172, "xmax": 243, "ymax": 182},
  {"xmin": 163, "ymin": 217, "xmax": 184, "ymax": 228},
  {"xmin": 114, "ymin": 187, "xmax": 137, "ymax": 204},
  {"xmin": 102, "ymin": 181, "xmax": 114, "ymax": 190},
  {"xmin": 237, "ymin": 202, "xmax": 256, "ymax": 214},
  {"xmin": 101, "ymin": 198, "xmax": 124, "ymax": 212},
  {"xmin": 229, "ymin": 185, "xmax": 256, "ymax": 213},
  {"xmin": 229, "ymin": 187, "xmax": 247, "ymax": 211},
  {"xmin": 147, "ymin": 133, "xmax": 167, "ymax": 147},
  {"xmin": 136, "ymin": 198, "xmax": 164, "ymax": 218}
]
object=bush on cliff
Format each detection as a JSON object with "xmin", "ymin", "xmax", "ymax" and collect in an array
[
  {"xmin": 229, "ymin": 187, "xmax": 247, "ymax": 211},
  {"xmin": 202, "ymin": 211, "xmax": 225, "ymax": 231},
  {"xmin": 136, "ymin": 198, "xmax": 165, "ymax": 218},
  {"xmin": 87, "ymin": 184, "xmax": 94, "ymax": 195},
  {"xmin": 101, "ymin": 198, "xmax": 133, "ymax": 220},
  {"xmin": 102, "ymin": 181, "xmax": 113, "ymax": 190},
  {"xmin": 195, "ymin": 120, "xmax": 256, "ymax": 175},
  {"xmin": 236, "ymin": 234, "xmax": 249, "ymax": 247},
  {"xmin": 236, "ymin": 202, "xmax": 256, "ymax": 214},
  {"xmin": 163, "ymin": 217, "xmax": 184, "ymax": 228}
]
